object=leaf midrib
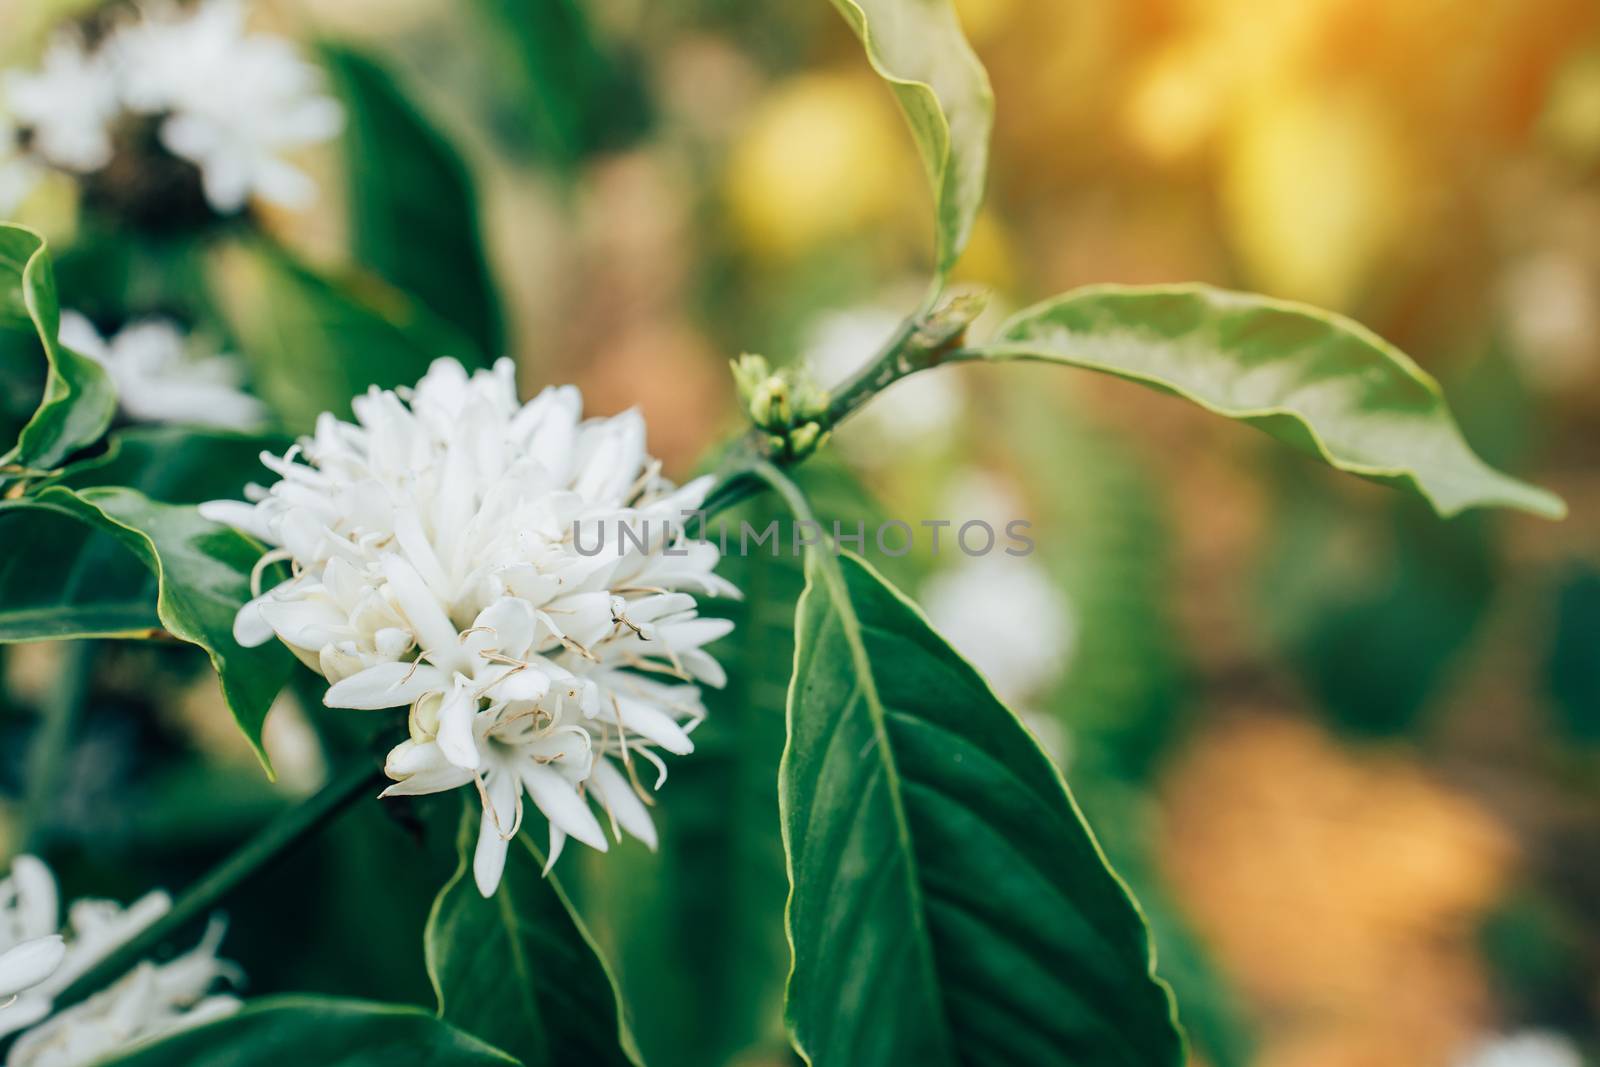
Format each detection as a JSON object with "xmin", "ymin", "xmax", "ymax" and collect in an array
[{"xmin": 799, "ymin": 546, "xmax": 957, "ymax": 1058}]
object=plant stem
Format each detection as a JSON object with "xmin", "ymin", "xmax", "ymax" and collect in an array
[
  {"xmin": 821, "ymin": 290, "xmax": 986, "ymax": 429},
  {"xmin": 703, "ymin": 291, "xmax": 987, "ymax": 513},
  {"xmin": 52, "ymin": 758, "xmax": 385, "ymax": 1013},
  {"xmin": 19, "ymin": 641, "xmax": 96, "ymax": 854}
]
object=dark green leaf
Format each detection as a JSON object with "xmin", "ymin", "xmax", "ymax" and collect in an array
[
  {"xmin": 1545, "ymin": 562, "xmax": 1600, "ymax": 744},
  {"xmin": 0, "ymin": 497, "xmax": 157, "ymax": 640},
  {"xmin": 213, "ymin": 240, "xmax": 485, "ymax": 432},
  {"xmin": 323, "ymin": 45, "xmax": 505, "ymax": 358},
  {"xmin": 94, "ymin": 996, "xmax": 519, "ymax": 1066},
  {"xmin": 829, "ymin": 0, "xmax": 993, "ymax": 277},
  {"xmin": 0, "ymin": 425, "xmax": 283, "ymax": 642},
  {"xmin": 51, "ymin": 425, "xmax": 289, "ymax": 504},
  {"xmin": 1259, "ymin": 484, "xmax": 1497, "ymax": 736},
  {"xmin": 471, "ymin": 0, "xmax": 650, "ymax": 169},
  {"xmin": 781, "ymin": 540, "xmax": 1182, "ymax": 1066},
  {"xmin": 426, "ymin": 803, "xmax": 643, "ymax": 1067},
  {"xmin": 0, "ymin": 223, "xmax": 115, "ymax": 475},
  {"xmin": 971, "ymin": 284, "xmax": 1565, "ymax": 519},
  {"xmin": 0, "ymin": 486, "xmax": 292, "ymax": 774}
]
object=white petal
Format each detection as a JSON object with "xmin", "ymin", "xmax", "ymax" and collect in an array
[
  {"xmin": 9, "ymin": 855, "xmax": 58, "ymax": 939},
  {"xmin": 472, "ymin": 811, "xmax": 510, "ymax": 897},
  {"xmin": 380, "ymin": 554, "xmax": 462, "ymax": 667},
  {"xmin": 542, "ymin": 826, "xmax": 567, "ymax": 875},
  {"xmin": 612, "ymin": 696, "xmax": 695, "ymax": 755},
  {"xmin": 0, "ymin": 936, "xmax": 64, "ymax": 998},
  {"xmin": 590, "ymin": 759, "xmax": 657, "ymax": 850},
  {"xmin": 324, "ymin": 661, "xmax": 445, "ymax": 710},
  {"xmin": 232, "ymin": 595, "xmax": 275, "ymax": 648},
  {"xmin": 520, "ymin": 765, "xmax": 607, "ymax": 853},
  {"xmin": 436, "ymin": 678, "xmax": 483, "ymax": 770}
]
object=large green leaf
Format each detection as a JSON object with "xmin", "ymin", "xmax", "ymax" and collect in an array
[
  {"xmin": 0, "ymin": 426, "xmax": 283, "ymax": 640},
  {"xmin": 829, "ymin": 0, "xmax": 993, "ymax": 278},
  {"xmin": 323, "ymin": 45, "xmax": 504, "ymax": 358},
  {"xmin": 426, "ymin": 804, "xmax": 642, "ymax": 1067},
  {"xmin": 470, "ymin": 0, "xmax": 650, "ymax": 170},
  {"xmin": 0, "ymin": 485, "xmax": 292, "ymax": 774},
  {"xmin": 580, "ymin": 463, "xmax": 899, "ymax": 1067},
  {"xmin": 0, "ymin": 496, "xmax": 158, "ymax": 640},
  {"xmin": 0, "ymin": 224, "xmax": 115, "ymax": 476},
  {"xmin": 95, "ymin": 996, "xmax": 518, "ymax": 1066},
  {"xmin": 780, "ymin": 540, "xmax": 1182, "ymax": 1065},
  {"xmin": 213, "ymin": 241, "xmax": 484, "ymax": 432},
  {"xmin": 50, "ymin": 425, "xmax": 288, "ymax": 503},
  {"xmin": 968, "ymin": 284, "xmax": 1565, "ymax": 519}
]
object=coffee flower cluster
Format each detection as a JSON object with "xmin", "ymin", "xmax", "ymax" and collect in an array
[
  {"xmin": 0, "ymin": 855, "xmax": 238, "ymax": 1066},
  {"xmin": 0, "ymin": 0, "xmax": 341, "ymax": 216},
  {"xmin": 201, "ymin": 359, "xmax": 735, "ymax": 895}
]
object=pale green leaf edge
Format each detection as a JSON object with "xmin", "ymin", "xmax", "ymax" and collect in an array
[
  {"xmin": 0, "ymin": 223, "xmax": 116, "ymax": 474},
  {"xmin": 976, "ymin": 283, "xmax": 1566, "ymax": 521},
  {"xmin": 829, "ymin": 0, "xmax": 994, "ymax": 280},
  {"xmin": 762, "ymin": 467, "xmax": 1185, "ymax": 1064},
  {"xmin": 423, "ymin": 805, "xmax": 647, "ymax": 1067}
]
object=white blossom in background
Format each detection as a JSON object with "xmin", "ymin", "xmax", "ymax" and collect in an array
[
  {"xmin": 804, "ymin": 304, "xmax": 964, "ymax": 456},
  {"xmin": 921, "ymin": 471, "xmax": 1075, "ymax": 763},
  {"xmin": 200, "ymin": 358, "xmax": 737, "ymax": 895},
  {"xmin": 0, "ymin": 114, "xmax": 43, "ymax": 217},
  {"xmin": 59, "ymin": 312, "xmax": 267, "ymax": 431},
  {"xmin": 1453, "ymin": 1031, "xmax": 1585, "ymax": 1067},
  {"xmin": 3, "ymin": 36, "xmax": 119, "ymax": 174},
  {"xmin": 7, "ymin": 920, "xmax": 239, "ymax": 1067},
  {"xmin": 116, "ymin": 0, "xmax": 343, "ymax": 212},
  {"xmin": 0, "ymin": 854, "xmax": 237, "ymax": 1066},
  {"xmin": 0, "ymin": 0, "xmax": 340, "ymax": 218},
  {"xmin": 1499, "ymin": 251, "xmax": 1598, "ymax": 391},
  {"xmin": 0, "ymin": 857, "xmax": 66, "ymax": 1036}
]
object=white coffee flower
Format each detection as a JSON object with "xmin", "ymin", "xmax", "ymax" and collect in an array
[
  {"xmin": 1454, "ymin": 1031, "xmax": 1584, "ymax": 1067},
  {"xmin": 115, "ymin": 0, "xmax": 343, "ymax": 213},
  {"xmin": 0, "ymin": 858, "xmax": 65, "ymax": 1036},
  {"xmin": 0, "ymin": 855, "xmax": 175, "ymax": 1042},
  {"xmin": 201, "ymin": 357, "xmax": 736, "ymax": 895},
  {"xmin": 0, "ymin": 114, "xmax": 43, "ymax": 217},
  {"xmin": 7, "ymin": 920, "xmax": 240, "ymax": 1067},
  {"xmin": 3, "ymin": 36, "xmax": 119, "ymax": 174},
  {"xmin": 59, "ymin": 312, "xmax": 267, "ymax": 430}
]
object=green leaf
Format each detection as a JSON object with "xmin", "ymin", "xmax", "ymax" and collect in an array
[
  {"xmin": 970, "ymin": 283, "xmax": 1565, "ymax": 519},
  {"xmin": 1545, "ymin": 562, "xmax": 1600, "ymax": 744},
  {"xmin": 213, "ymin": 240, "xmax": 485, "ymax": 432},
  {"xmin": 426, "ymin": 803, "xmax": 643, "ymax": 1067},
  {"xmin": 0, "ymin": 486, "xmax": 292, "ymax": 774},
  {"xmin": 780, "ymin": 537, "xmax": 1182, "ymax": 1065},
  {"xmin": 470, "ymin": 0, "xmax": 651, "ymax": 170},
  {"xmin": 1260, "ymin": 483, "xmax": 1497, "ymax": 736},
  {"xmin": 829, "ymin": 0, "xmax": 993, "ymax": 278},
  {"xmin": 580, "ymin": 463, "xmax": 898, "ymax": 1067},
  {"xmin": 0, "ymin": 497, "xmax": 158, "ymax": 640},
  {"xmin": 93, "ymin": 996, "xmax": 519, "ymax": 1067},
  {"xmin": 50, "ymin": 425, "xmax": 290, "ymax": 503},
  {"xmin": 0, "ymin": 223, "xmax": 115, "ymax": 475},
  {"xmin": 323, "ymin": 45, "xmax": 505, "ymax": 358}
]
